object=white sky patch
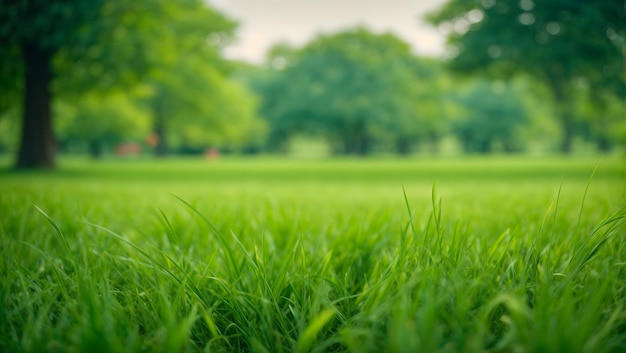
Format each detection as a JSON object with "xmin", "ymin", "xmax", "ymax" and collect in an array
[{"xmin": 209, "ymin": 0, "xmax": 448, "ymax": 63}]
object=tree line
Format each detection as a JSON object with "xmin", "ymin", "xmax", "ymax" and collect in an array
[{"xmin": 0, "ymin": 0, "xmax": 624, "ymax": 168}]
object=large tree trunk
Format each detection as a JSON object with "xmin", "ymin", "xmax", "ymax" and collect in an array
[{"xmin": 15, "ymin": 43, "xmax": 56, "ymax": 169}]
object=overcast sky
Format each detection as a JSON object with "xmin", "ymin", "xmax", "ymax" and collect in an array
[{"xmin": 210, "ymin": 0, "xmax": 448, "ymax": 63}]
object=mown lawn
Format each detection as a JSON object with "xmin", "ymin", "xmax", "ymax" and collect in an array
[{"xmin": 1, "ymin": 155, "xmax": 625, "ymax": 352}]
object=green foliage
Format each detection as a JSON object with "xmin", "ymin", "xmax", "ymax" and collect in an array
[
  {"xmin": 572, "ymin": 84, "xmax": 626, "ymax": 151},
  {"xmin": 149, "ymin": 55, "xmax": 266, "ymax": 154},
  {"xmin": 104, "ymin": 0, "xmax": 269, "ymax": 156},
  {"xmin": 0, "ymin": 157, "xmax": 625, "ymax": 352},
  {"xmin": 54, "ymin": 88, "xmax": 152, "ymax": 156},
  {"xmin": 0, "ymin": 107, "xmax": 20, "ymax": 153},
  {"xmin": 0, "ymin": 0, "xmax": 237, "ymax": 96},
  {"xmin": 0, "ymin": 1, "xmax": 104, "ymax": 52},
  {"xmin": 0, "ymin": 0, "xmax": 242, "ymax": 166},
  {"xmin": 427, "ymin": 0, "xmax": 624, "ymax": 84},
  {"xmin": 427, "ymin": 0, "xmax": 626, "ymax": 152},
  {"xmin": 453, "ymin": 80, "xmax": 528, "ymax": 153},
  {"xmin": 256, "ymin": 27, "xmax": 439, "ymax": 155}
]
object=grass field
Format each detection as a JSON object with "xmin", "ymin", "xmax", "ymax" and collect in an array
[{"xmin": 1, "ymin": 156, "xmax": 625, "ymax": 352}]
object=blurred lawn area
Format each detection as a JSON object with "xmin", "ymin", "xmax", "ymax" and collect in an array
[
  {"xmin": 1, "ymin": 155, "xmax": 623, "ymax": 231},
  {"xmin": 1, "ymin": 154, "xmax": 624, "ymax": 182}
]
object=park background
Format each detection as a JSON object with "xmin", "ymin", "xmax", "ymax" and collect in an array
[
  {"xmin": 1, "ymin": 1, "xmax": 626, "ymax": 353},
  {"xmin": 0, "ymin": 0, "xmax": 624, "ymax": 165}
]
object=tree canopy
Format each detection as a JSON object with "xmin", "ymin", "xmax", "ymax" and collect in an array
[
  {"xmin": 453, "ymin": 80, "xmax": 528, "ymax": 153},
  {"xmin": 427, "ymin": 0, "xmax": 626, "ymax": 153},
  {"xmin": 0, "ymin": 0, "xmax": 238, "ymax": 168},
  {"xmin": 149, "ymin": 55, "xmax": 266, "ymax": 155},
  {"xmin": 255, "ymin": 27, "xmax": 439, "ymax": 155},
  {"xmin": 2, "ymin": 1, "xmax": 622, "ymax": 162},
  {"xmin": 55, "ymin": 87, "xmax": 152, "ymax": 158}
]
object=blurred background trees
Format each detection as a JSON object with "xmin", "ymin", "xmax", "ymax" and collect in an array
[
  {"xmin": 452, "ymin": 80, "xmax": 528, "ymax": 153},
  {"xmin": 0, "ymin": 0, "xmax": 623, "ymax": 167},
  {"xmin": 54, "ymin": 87, "xmax": 152, "ymax": 158},
  {"xmin": 427, "ymin": 0, "xmax": 626, "ymax": 153},
  {"xmin": 0, "ymin": 0, "xmax": 263, "ymax": 168},
  {"xmin": 251, "ymin": 28, "xmax": 430, "ymax": 155}
]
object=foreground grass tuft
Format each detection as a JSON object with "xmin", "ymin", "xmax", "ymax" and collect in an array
[{"xmin": 1, "ymin": 157, "xmax": 625, "ymax": 352}]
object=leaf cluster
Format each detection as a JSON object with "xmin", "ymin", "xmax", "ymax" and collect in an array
[
  {"xmin": 426, "ymin": 0, "xmax": 625, "ymax": 94},
  {"xmin": 255, "ymin": 27, "xmax": 443, "ymax": 154}
]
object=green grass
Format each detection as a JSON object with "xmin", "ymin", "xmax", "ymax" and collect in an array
[{"xmin": 1, "ymin": 156, "xmax": 625, "ymax": 352}]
